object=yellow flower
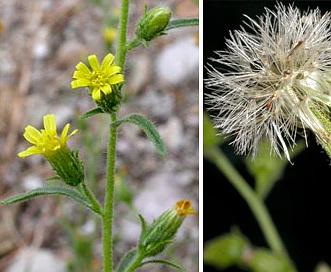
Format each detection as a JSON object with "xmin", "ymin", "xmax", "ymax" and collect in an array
[
  {"xmin": 18, "ymin": 114, "xmax": 77, "ymax": 158},
  {"xmin": 70, "ymin": 53, "xmax": 124, "ymax": 101},
  {"xmin": 174, "ymin": 199, "xmax": 196, "ymax": 216}
]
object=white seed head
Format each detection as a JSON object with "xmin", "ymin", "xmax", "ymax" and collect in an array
[{"xmin": 205, "ymin": 3, "xmax": 331, "ymax": 160}]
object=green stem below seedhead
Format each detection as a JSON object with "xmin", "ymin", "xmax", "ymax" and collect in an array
[{"xmin": 204, "ymin": 147, "xmax": 292, "ymax": 262}]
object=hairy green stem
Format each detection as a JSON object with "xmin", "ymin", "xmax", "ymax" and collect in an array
[
  {"xmin": 204, "ymin": 147, "xmax": 291, "ymax": 259},
  {"xmin": 101, "ymin": 0, "xmax": 130, "ymax": 269},
  {"xmin": 102, "ymin": 113, "xmax": 118, "ymax": 272},
  {"xmin": 116, "ymin": 0, "xmax": 129, "ymax": 68}
]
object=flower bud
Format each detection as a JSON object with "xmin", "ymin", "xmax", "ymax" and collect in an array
[
  {"xmin": 135, "ymin": 6, "xmax": 172, "ymax": 44},
  {"xmin": 138, "ymin": 199, "xmax": 195, "ymax": 258}
]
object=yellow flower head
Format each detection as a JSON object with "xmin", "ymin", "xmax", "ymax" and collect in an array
[
  {"xmin": 70, "ymin": 53, "xmax": 124, "ymax": 101},
  {"xmin": 18, "ymin": 114, "xmax": 77, "ymax": 158},
  {"xmin": 174, "ymin": 199, "xmax": 196, "ymax": 216}
]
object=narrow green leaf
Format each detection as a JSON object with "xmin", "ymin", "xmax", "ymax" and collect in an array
[
  {"xmin": 137, "ymin": 213, "xmax": 148, "ymax": 244},
  {"xmin": 114, "ymin": 114, "xmax": 166, "ymax": 156},
  {"xmin": 115, "ymin": 248, "xmax": 138, "ymax": 272},
  {"xmin": 166, "ymin": 18, "xmax": 199, "ymax": 30},
  {"xmin": 140, "ymin": 259, "xmax": 182, "ymax": 270},
  {"xmin": 0, "ymin": 186, "xmax": 98, "ymax": 214},
  {"xmin": 80, "ymin": 108, "xmax": 103, "ymax": 119}
]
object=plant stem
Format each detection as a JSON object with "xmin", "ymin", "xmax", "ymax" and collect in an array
[
  {"xmin": 102, "ymin": 112, "xmax": 118, "ymax": 272},
  {"xmin": 101, "ymin": 0, "xmax": 130, "ymax": 269},
  {"xmin": 123, "ymin": 252, "xmax": 144, "ymax": 272},
  {"xmin": 204, "ymin": 147, "xmax": 290, "ymax": 258},
  {"xmin": 116, "ymin": 0, "xmax": 129, "ymax": 68}
]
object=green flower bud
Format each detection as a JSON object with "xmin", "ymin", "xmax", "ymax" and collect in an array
[
  {"xmin": 138, "ymin": 200, "xmax": 195, "ymax": 258},
  {"xmin": 204, "ymin": 231, "xmax": 249, "ymax": 269},
  {"xmin": 135, "ymin": 6, "xmax": 172, "ymax": 44}
]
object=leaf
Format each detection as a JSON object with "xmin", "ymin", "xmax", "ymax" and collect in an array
[
  {"xmin": 115, "ymin": 248, "xmax": 138, "ymax": 272},
  {"xmin": 137, "ymin": 214, "xmax": 148, "ymax": 244},
  {"xmin": 80, "ymin": 108, "xmax": 103, "ymax": 119},
  {"xmin": 140, "ymin": 259, "xmax": 182, "ymax": 270},
  {"xmin": 114, "ymin": 114, "xmax": 166, "ymax": 156},
  {"xmin": 166, "ymin": 18, "xmax": 199, "ymax": 30},
  {"xmin": 0, "ymin": 186, "xmax": 98, "ymax": 213}
]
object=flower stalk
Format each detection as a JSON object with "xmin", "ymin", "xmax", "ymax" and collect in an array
[
  {"xmin": 102, "ymin": 113, "xmax": 118, "ymax": 272},
  {"xmin": 101, "ymin": 0, "xmax": 130, "ymax": 269},
  {"xmin": 115, "ymin": 0, "xmax": 129, "ymax": 69},
  {"xmin": 204, "ymin": 146, "xmax": 290, "ymax": 259}
]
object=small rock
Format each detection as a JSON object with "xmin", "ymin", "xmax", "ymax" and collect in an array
[
  {"xmin": 33, "ymin": 27, "xmax": 50, "ymax": 60},
  {"xmin": 126, "ymin": 55, "xmax": 152, "ymax": 95},
  {"xmin": 155, "ymin": 35, "xmax": 199, "ymax": 85},
  {"xmin": 21, "ymin": 175, "xmax": 44, "ymax": 190},
  {"xmin": 159, "ymin": 117, "xmax": 185, "ymax": 151}
]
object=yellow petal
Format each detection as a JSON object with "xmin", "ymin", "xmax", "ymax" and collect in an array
[
  {"xmin": 60, "ymin": 123, "xmax": 69, "ymax": 139},
  {"xmin": 73, "ymin": 70, "xmax": 92, "ymax": 80},
  {"xmin": 43, "ymin": 114, "xmax": 57, "ymax": 134},
  {"xmin": 101, "ymin": 53, "xmax": 115, "ymax": 68},
  {"xmin": 101, "ymin": 85, "xmax": 112, "ymax": 95},
  {"xmin": 105, "ymin": 65, "xmax": 121, "ymax": 76},
  {"xmin": 71, "ymin": 79, "xmax": 90, "ymax": 88},
  {"xmin": 76, "ymin": 62, "xmax": 91, "ymax": 75},
  {"xmin": 18, "ymin": 146, "xmax": 42, "ymax": 158},
  {"xmin": 109, "ymin": 74, "xmax": 124, "ymax": 85},
  {"xmin": 23, "ymin": 125, "xmax": 43, "ymax": 144},
  {"xmin": 88, "ymin": 55, "xmax": 100, "ymax": 71},
  {"xmin": 92, "ymin": 89, "xmax": 101, "ymax": 100}
]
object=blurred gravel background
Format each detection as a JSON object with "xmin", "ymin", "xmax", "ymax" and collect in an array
[{"xmin": 0, "ymin": 0, "xmax": 198, "ymax": 271}]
